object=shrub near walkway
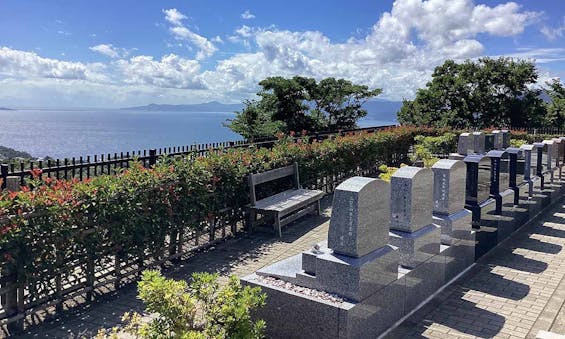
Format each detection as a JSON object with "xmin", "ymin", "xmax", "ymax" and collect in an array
[{"xmin": 0, "ymin": 126, "xmax": 445, "ymax": 329}]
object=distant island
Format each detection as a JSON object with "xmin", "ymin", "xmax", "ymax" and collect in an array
[
  {"xmin": 0, "ymin": 145, "xmax": 34, "ymax": 161},
  {"xmin": 121, "ymin": 100, "xmax": 402, "ymax": 122},
  {"xmin": 121, "ymin": 101, "xmax": 244, "ymax": 112},
  {"xmin": 0, "ymin": 107, "xmax": 13, "ymax": 111}
]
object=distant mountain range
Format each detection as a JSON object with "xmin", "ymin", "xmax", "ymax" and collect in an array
[
  {"xmin": 0, "ymin": 107, "xmax": 12, "ymax": 110},
  {"xmin": 122, "ymin": 101, "xmax": 244, "ymax": 112},
  {"xmin": 121, "ymin": 100, "xmax": 403, "ymax": 121}
]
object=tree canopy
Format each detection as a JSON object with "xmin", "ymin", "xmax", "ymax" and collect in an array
[
  {"xmin": 225, "ymin": 76, "xmax": 382, "ymax": 139},
  {"xmin": 397, "ymin": 57, "xmax": 548, "ymax": 129}
]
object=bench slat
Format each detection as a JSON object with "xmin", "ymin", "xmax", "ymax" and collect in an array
[
  {"xmin": 251, "ymin": 165, "xmax": 295, "ymax": 185},
  {"xmin": 251, "ymin": 189, "xmax": 324, "ymax": 213}
]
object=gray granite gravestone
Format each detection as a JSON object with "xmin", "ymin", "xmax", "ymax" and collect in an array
[
  {"xmin": 485, "ymin": 134, "xmax": 495, "ymax": 152},
  {"xmin": 431, "ymin": 160, "xmax": 474, "ymax": 281},
  {"xmin": 556, "ymin": 138, "xmax": 565, "ymax": 180},
  {"xmin": 473, "ymin": 132, "xmax": 486, "ymax": 154},
  {"xmin": 431, "ymin": 160, "xmax": 468, "ymax": 243},
  {"xmin": 520, "ymin": 144, "xmax": 535, "ymax": 198},
  {"xmin": 543, "ymin": 139, "xmax": 555, "ymax": 183},
  {"xmin": 328, "ymin": 177, "xmax": 389, "ymax": 257},
  {"xmin": 457, "ymin": 133, "xmax": 472, "ymax": 155},
  {"xmin": 552, "ymin": 138, "xmax": 564, "ymax": 185},
  {"xmin": 389, "ymin": 167, "xmax": 440, "ymax": 268},
  {"xmin": 492, "ymin": 130, "xmax": 502, "ymax": 150},
  {"xmin": 254, "ymin": 176, "xmax": 399, "ymax": 302},
  {"xmin": 501, "ymin": 129, "xmax": 510, "ymax": 148}
]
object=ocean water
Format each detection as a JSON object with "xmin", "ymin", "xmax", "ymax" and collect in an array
[{"xmin": 0, "ymin": 109, "xmax": 395, "ymax": 159}]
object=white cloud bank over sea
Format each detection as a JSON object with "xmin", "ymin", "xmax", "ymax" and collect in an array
[{"xmin": 0, "ymin": 0, "xmax": 561, "ymax": 108}]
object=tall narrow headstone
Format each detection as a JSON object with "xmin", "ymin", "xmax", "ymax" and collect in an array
[
  {"xmin": 485, "ymin": 134, "xmax": 495, "ymax": 152},
  {"xmin": 506, "ymin": 147, "xmax": 523, "ymax": 205},
  {"xmin": 431, "ymin": 159, "xmax": 474, "ymax": 280},
  {"xmin": 431, "ymin": 160, "xmax": 470, "ymax": 244},
  {"xmin": 389, "ymin": 167, "xmax": 440, "ymax": 268},
  {"xmin": 533, "ymin": 142, "xmax": 546, "ymax": 189},
  {"xmin": 501, "ymin": 129, "xmax": 510, "ymax": 149},
  {"xmin": 390, "ymin": 167, "xmax": 433, "ymax": 232},
  {"xmin": 543, "ymin": 140, "xmax": 555, "ymax": 183},
  {"xmin": 473, "ymin": 132, "xmax": 485, "ymax": 154},
  {"xmin": 520, "ymin": 144, "xmax": 538, "ymax": 199}
]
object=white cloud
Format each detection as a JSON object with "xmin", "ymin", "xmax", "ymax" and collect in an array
[
  {"xmin": 115, "ymin": 54, "xmax": 205, "ymax": 89},
  {"xmin": 499, "ymin": 47, "xmax": 565, "ymax": 63},
  {"xmin": 541, "ymin": 17, "xmax": 565, "ymax": 41},
  {"xmin": 163, "ymin": 8, "xmax": 217, "ymax": 60},
  {"xmin": 0, "ymin": 0, "xmax": 551, "ymax": 107},
  {"xmin": 169, "ymin": 26, "xmax": 218, "ymax": 59},
  {"xmin": 163, "ymin": 8, "xmax": 187, "ymax": 26},
  {"xmin": 0, "ymin": 46, "xmax": 107, "ymax": 82},
  {"xmin": 241, "ymin": 10, "xmax": 255, "ymax": 20},
  {"xmin": 89, "ymin": 44, "xmax": 121, "ymax": 58}
]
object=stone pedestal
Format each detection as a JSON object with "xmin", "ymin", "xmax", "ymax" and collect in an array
[{"xmin": 389, "ymin": 167, "xmax": 440, "ymax": 268}]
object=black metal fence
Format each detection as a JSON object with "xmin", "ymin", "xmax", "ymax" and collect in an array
[{"xmin": 0, "ymin": 125, "xmax": 396, "ymax": 190}]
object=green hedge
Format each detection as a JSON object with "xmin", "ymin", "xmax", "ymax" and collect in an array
[{"xmin": 0, "ymin": 126, "xmax": 446, "ymax": 294}]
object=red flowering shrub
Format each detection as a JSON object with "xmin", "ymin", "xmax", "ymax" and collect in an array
[{"xmin": 0, "ymin": 126, "xmax": 446, "ymax": 294}]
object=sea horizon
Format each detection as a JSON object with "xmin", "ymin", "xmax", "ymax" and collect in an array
[{"xmin": 0, "ymin": 108, "xmax": 397, "ymax": 159}]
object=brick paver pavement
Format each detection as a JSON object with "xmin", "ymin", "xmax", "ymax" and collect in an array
[
  {"xmin": 6, "ymin": 197, "xmax": 565, "ymax": 338},
  {"xmin": 386, "ymin": 199, "xmax": 565, "ymax": 339}
]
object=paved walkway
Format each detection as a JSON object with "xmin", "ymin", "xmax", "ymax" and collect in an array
[
  {"xmin": 386, "ymin": 199, "xmax": 565, "ymax": 339},
  {"xmin": 6, "ymin": 197, "xmax": 565, "ymax": 338}
]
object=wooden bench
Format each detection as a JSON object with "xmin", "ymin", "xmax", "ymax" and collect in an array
[{"xmin": 248, "ymin": 163, "xmax": 325, "ymax": 237}]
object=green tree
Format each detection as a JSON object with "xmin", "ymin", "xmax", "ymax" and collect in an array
[
  {"xmin": 545, "ymin": 79, "xmax": 565, "ymax": 129},
  {"xmin": 398, "ymin": 57, "xmax": 544, "ymax": 129},
  {"xmin": 225, "ymin": 76, "xmax": 381, "ymax": 138},
  {"xmin": 223, "ymin": 100, "xmax": 284, "ymax": 141},
  {"xmin": 310, "ymin": 77, "xmax": 382, "ymax": 130}
]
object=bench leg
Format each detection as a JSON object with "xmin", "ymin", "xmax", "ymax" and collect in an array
[
  {"xmin": 275, "ymin": 214, "xmax": 282, "ymax": 237},
  {"xmin": 247, "ymin": 209, "xmax": 256, "ymax": 233},
  {"xmin": 316, "ymin": 200, "xmax": 321, "ymax": 215}
]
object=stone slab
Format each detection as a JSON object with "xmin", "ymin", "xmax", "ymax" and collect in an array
[
  {"xmin": 389, "ymin": 224, "xmax": 441, "ymax": 268},
  {"xmin": 390, "ymin": 167, "xmax": 434, "ymax": 233},
  {"xmin": 341, "ymin": 278, "xmax": 406, "ymax": 339},
  {"xmin": 403, "ymin": 252, "xmax": 446, "ymax": 312},
  {"xmin": 475, "ymin": 197, "xmax": 498, "ymax": 259},
  {"xmin": 328, "ymin": 176, "xmax": 390, "ymax": 257},
  {"xmin": 432, "ymin": 159, "xmax": 466, "ymax": 215},
  {"xmin": 442, "ymin": 230, "xmax": 476, "ymax": 283},
  {"xmin": 433, "ymin": 208, "xmax": 472, "ymax": 246},
  {"xmin": 302, "ymin": 245, "xmax": 399, "ymax": 302},
  {"xmin": 241, "ymin": 273, "xmax": 347, "ymax": 339},
  {"xmin": 496, "ymin": 189, "xmax": 516, "ymax": 242}
]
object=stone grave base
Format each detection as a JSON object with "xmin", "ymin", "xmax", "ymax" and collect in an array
[
  {"xmin": 442, "ymin": 229, "xmax": 475, "ymax": 282},
  {"xmin": 256, "ymin": 243, "xmax": 399, "ymax": 302},
  {"xmin": 497, "ymin": 189, "xmax": 517, "ymax": 242},
  {"xmin": 475, "ymin": 198, "xmax": 497, "ymax": 259},
  {"xmin": 433, "ymin": 209, "xmax": 472, "ymax": 246},
  {"xmin": 243, "ymin": 248, "xmax": 464, "ymax": 339},
  {"xmin": 389, "ymin": 224, "xmax": 441, "ymax": 268}
]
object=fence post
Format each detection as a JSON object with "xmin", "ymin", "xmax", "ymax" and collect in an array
[
  {"xmin": 148, "ymin": 149, "xmax": 157, "ymax": 167},
  {"xmin": 1, "ymin": 164, "xmax": 8, "ymax": 190},
  {"xmin": 1, "ymin": 265, "xmax": 21, "ymax": 333}
]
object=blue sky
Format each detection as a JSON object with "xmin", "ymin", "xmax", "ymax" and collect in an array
[{"xmin": 0, "ymin": 0, "xmax": 564, "ymax": 107}]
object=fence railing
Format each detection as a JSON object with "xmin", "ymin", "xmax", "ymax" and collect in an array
[
  {"xmin": 0, "ymin": 124, "xmax": 405, "ymax": 333},
  {"xmin": 0, "ymin": 125, "xmax": 396, "ymax": 190},
  {"xmin": 0, "ymin": 155, "xmax": 398, "ymax": 334}
]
